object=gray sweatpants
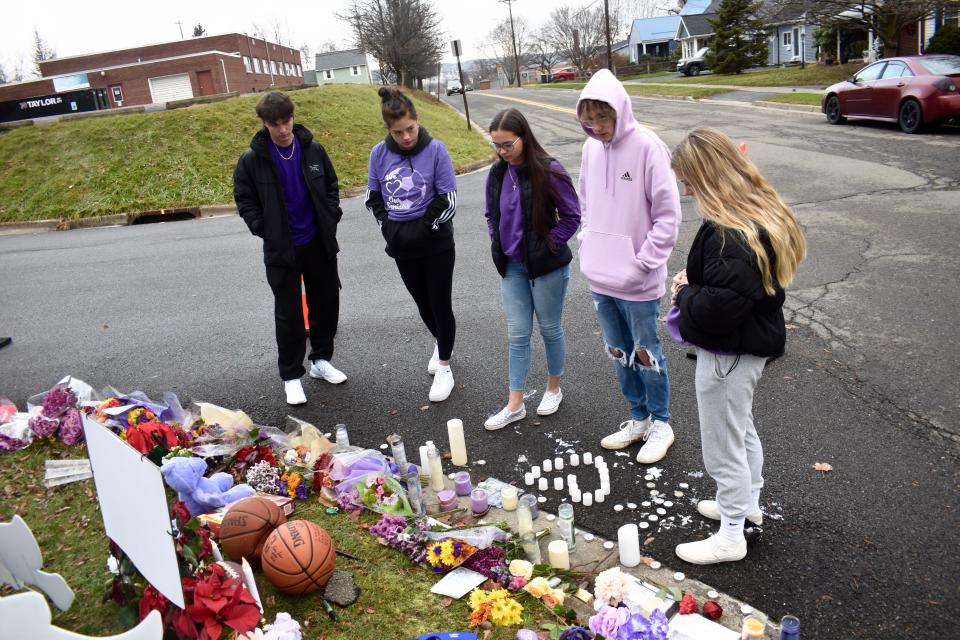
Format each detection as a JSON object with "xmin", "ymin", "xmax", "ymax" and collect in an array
[{"xmin": 694, "ymin": 347, "xmax": 768, "ymax": 519}]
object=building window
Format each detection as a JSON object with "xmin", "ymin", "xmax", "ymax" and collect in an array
[
  {"xmin": 110, "ymin": 85, "xmax": 123, "ymax": 104},
  {"xmin": 270, "ymin": 60, "xmax": 277, "ymax": 75},
  {"xmin": 324, "ymin": 69, "xmax": 333, "ymax": 80},
  {"xmin": 243, "ymin": 56, "xmax": 252, "ymax": 73},
  {"xmin": 260, "ymin": 59, "xmax": 267, "ymax": 74},
  {"xmin": 351, "ymin": 65, "xmax": 361, "ymax": 76},
  {"xmin": 782, "ymin": 31, "xmax": 792, "ymax": 47},
  {"xmin": 253, "ymin": 57, "xmax": 261, "ymax": 73}
]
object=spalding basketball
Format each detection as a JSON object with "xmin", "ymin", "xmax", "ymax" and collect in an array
[
  {"xmin": 261, "ymin": 520, "xmax": 336, "ymax": 595},
  {"xmin": 219, "ymin": 496, "xmax": 286, "ymax": 563}
]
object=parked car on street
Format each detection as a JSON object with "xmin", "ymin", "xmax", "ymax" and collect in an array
[
  {"xmin": 446, "ymin": 81, "xmax": 463, "ymax": 96},
  {"xmin": 677, "ymin": 48, "xmax": 710, "ymax": 76},
  {"xmin": 822, "ymin": 55, "xmax": 960, "ymax": 133},
  {"xmin": 552, "ymin": 67, "xmax": 577, "ymax": 82}
]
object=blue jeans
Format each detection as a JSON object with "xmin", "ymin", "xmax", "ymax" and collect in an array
[
  {"xmin": 591, "ymin": 293, "xmax": 670, "ymax": 422},
  {"xmin": 501, "ymin": 262, "xmax": 570, "ymax": 391}
]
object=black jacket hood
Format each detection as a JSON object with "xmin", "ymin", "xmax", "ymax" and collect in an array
[{"xmin": 250, "ymin": 123, "xmax": 314, "ymax": 156}]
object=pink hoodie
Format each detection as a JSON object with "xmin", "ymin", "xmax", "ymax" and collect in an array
[{"xmin": 576, "ymin": 70, "xmax": 681, "ymax": 302}]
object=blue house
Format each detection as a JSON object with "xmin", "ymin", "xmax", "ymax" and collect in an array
[{"xmin": 628, "ymin": 15, "xmax": 681, "ymax": 61}]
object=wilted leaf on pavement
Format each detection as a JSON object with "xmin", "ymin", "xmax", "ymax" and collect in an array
[{"xmin": 813, "ymin": 462, "xmax": 833, "ymax": 472}]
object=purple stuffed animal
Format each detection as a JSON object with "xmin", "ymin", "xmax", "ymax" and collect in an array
[{"xmin": 161, "ymin": 457, "xmax": 256, "ymax": 516}]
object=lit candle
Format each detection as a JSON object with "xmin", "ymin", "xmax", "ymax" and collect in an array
[
  {"xmin": 501, "ymin": 486, "xmax": 518, "ymax": 511},
  {"xmin": 554, "ymin": 457, "xmax": 564, "ymax": 471},
  {"xmin": 618, "ymin": 523, "xmax": 641, "ymax": 567},
  {"xmin": 531, "ymin": 465, "xmax": 541, "ymax": 479},
  {"xmin": 447, "ymin": 419, "xmax": 468, "ymax": 466},
  {"xmin": 418, "ymin": 445, "xmax": 430, "ymax": 476},
  {"xmin": 538, "ymin": 477, "xmax": 548, "ymax": 491},
  {"xmin": 548, "ymin": 540, "xmax": 570, "ymax": 570},
  {"xmin": 470, "ymin": 488, "xmax": 488, "ymax": 514},
  {"xmin": 543, "ymin": 459, "xmax": 553, "ymax": 473},
  {"xmin": 583, "ymin": 452, "xmax": 593, "ymax": 466},
  {"xmin": 582, "ymin": 492, "xmax": 593, "ymax": 507},
  {"xmin": 553, "ymin": 477, "xmax": 563, "ymax": 491},
  {"xmin": 569, "ymin": 453, "xmax": 580, "ymax": 467}
]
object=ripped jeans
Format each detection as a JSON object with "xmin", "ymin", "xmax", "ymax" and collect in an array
[{"xmin": 591, "ymin": 293, "xmax": 670, "ymax": 423}]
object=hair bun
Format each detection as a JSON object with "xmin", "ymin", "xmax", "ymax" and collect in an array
[{"xmin": 378, "ymin": 86, "xmax": 394, "ymax": 101}]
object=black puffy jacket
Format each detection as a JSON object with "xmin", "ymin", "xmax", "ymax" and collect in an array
[
  {"xmin": 233, "ymin": 124, "xmax": 343, "ymax": 267},
  {"xmin": 676, "ymin": 221, "xmax": 786, "ymax": 357}
]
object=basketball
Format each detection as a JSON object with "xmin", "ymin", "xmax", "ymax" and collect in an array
[
  {"xmin": 219, "ymin": 496, "xmax": 286, "ymax": 563},
  {"xmin": 260, "ymin": 520, "xmax": 336, "ymax": 595}
]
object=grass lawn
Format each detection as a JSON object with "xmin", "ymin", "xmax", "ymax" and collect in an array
[
  {"xmin": 531, "ymin": 83, "xmax": 729, "ymax": 99},
  {"xmin": 760, "ymin": 93, "xmax": 824, "ymax": 106},
  {"xmin": 664, "ymin": 63, "xmax": 860, "ymax": 88},
  {"xmin": 0, "ymin": 85, "xmax": 492, "ymax": 223},
  {"xmin": 0, "ymin": 441, "xmax": 550, "ymax": 639}
]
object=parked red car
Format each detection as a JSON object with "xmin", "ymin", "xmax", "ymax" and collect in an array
[
  {"xmin": 552, "ymin": 67, "xmax": 577, "ymax": 82},
  {"xmin": 822, "ymin": 55, "xmax": 960, "ymax": 133}
]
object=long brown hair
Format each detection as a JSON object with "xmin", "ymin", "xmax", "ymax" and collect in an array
[
  {"xmin": 378, "ymin": 86, "xmax": 417, "ymax": 125},
  {"xmin": 488, "ymin": 108, "xmax": 571, "ymax": 240},
  {"xmin": 672, "ymin": 127, "xmax": 806, "ymax": 294}
]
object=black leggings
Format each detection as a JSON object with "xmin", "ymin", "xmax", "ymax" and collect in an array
[{"xmin": 394, "ymin": 248, "xmax": 456, "ymax": 361}]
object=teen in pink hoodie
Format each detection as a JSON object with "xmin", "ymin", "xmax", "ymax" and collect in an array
[{"xmin": 576, "ymin": 69, "xmax": 682, "ymax": 464}]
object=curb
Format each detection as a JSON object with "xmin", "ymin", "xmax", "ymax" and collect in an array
[{"xmin": 754, "ymin": 100, "xmax": 821, "ymax": 113}]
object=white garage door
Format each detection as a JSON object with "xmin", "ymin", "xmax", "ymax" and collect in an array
[{"xmin": 148, "ymin": 73, "xmax": 193, "ymax": 103}]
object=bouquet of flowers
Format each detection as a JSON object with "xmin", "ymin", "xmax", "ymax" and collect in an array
[
  {"xmin": 26, "ymin": 383, "xmax": 84, "ymax": 445},
  {"xmin": 468, "ymin": 588, "xmax": 524, "ymax": 628},
  {"xmin": 425, "ymin": 538, "xmax": 477, "ymax": 573},
  {"xmin": 353, "ymin": 472, "xmax": 411, "ymax": 515}
]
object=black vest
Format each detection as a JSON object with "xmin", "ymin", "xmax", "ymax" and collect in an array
[{"xmin": 487, "ymin": 159, "xmax": 573, "ymax": 280}]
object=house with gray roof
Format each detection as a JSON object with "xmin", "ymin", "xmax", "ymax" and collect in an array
[
  {"xmin": 311, "ymin": 48, "xmax": 371, "ymax": 85},
  {"xmin": 676, "ymin": 0, "xmax": 721, "ymax": 60},
  {"xmin": 762, "ymin": 0, "xmax": 820, "ymax": 65},
  {"xmin": 628, "ymin": 15, "xmax": 681, "ymax": 61}
]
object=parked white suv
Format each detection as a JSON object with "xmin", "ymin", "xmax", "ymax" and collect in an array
[
  {"xmin": 446, "ymin": 81, "xmax": 463, "ymax": 96},
  {"xmin": 677, "ymin": 47, "xmax": 710, "ymax": 76}
]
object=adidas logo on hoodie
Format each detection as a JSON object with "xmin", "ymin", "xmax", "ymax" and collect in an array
[{"xmin": 620, "ymin": 171, "xmax": 632, "ymax": 181}]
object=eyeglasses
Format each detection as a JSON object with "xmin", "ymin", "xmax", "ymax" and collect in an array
[
  {"xmin": 579, "ymin": 115, "xmax": 612, "ymax": 129},
  {"xmin": 491, "ymin": 137, "xmax": 521, "ymax": 151}
]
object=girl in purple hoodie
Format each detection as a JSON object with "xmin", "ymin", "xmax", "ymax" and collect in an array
[
  {"xmin": 365, "ymin": 87, "xmax": 458, "ymax": 402},
  {"xmin": 576, "ymin": 70, "xmax": 682, "ymax": 464}
]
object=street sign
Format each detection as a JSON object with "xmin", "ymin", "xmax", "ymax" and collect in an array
[{"xmin": 451, "ymin": 40, "xmax": 462, "ymax": 57}]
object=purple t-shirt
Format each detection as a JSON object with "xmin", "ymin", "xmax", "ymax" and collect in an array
[
  {"xmin": 269, "ymin": 138, "xmax": 317, "ymax": 247},
  {"xmin": 486, "ymin": 161, "xmax": 581, "ymax": 263},
  {"xmin": 367, "ymin": 139, "xmax": 457, "ymax": 222}
]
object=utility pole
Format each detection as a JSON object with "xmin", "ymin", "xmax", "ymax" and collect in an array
[
  {"xmin": 499, "ymin": 0, "xmax": 522, "ymax": 88},
  {"xmin": 451, "ymin": 40, "xmax": 472, "ymax": 130},
  {"xmin": 175, "ymin": 21, "xmax": 184, "ymax": 39},
  {"xmin": 604, "ymin": 0, "xmax": 613, "ymax": 71}
]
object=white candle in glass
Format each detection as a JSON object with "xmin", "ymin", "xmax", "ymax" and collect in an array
[
  {"xmin": 548, "ymin": 540, "xmax": 570, "ymax": 570},
  {"xmin": 538, "ymin": 478, "xmax": 548, "ymax": 491},
  {"xmin": 531, "ymin": 465, "xmax": 541, "ymax": 479},
  {"xmin": 567, "ymin": 474, "xmax": 577, "ymax": 486},
  {"xmin": 594, "ymin": 489, "xmax": 605, "ymax": 503},
  {"xmin": 571, "ymin": 489, "xmax": 582, "ymax": 503},
  {"xmin": 569, "ymin": 453, "xmax": 580, "ymax": 467},
  {"xmin": 446, "ymin": 419, "xmax": 468, "ymax": 466},
  {"xmin": 418, "ymin": 445, "xmax": 430, "ymax": 476},
  {"xmin": 524, "ymin": 472, "xmax": 535, "ymax": 486},
  {"xmin": 554, "ymin": 457, "xmax": 564, "ymax": 471},
  {"xmin": 618, "ymin": 523, "xmax": 641, "ymax": 567},
  {"xmin": 543, "ymin": 459, "xmax": 553, "ymax": 473},
  {"xmin": 501, "ymin": 486, "xmax": 519, "ymax": 511},
  {"xmin": 553, "ymin": 477, "xmax": 563, "ymax": 491},
  {"xmin": 582, "ymin": 492, "xmax": 593, "ymax": 506},
  {"xmin": 594, "ymin": 456, "xmax": 604, "ymax": 467},
  {"xmin": 583, "ymin": 452, "xmax": 593, "ymax": 465},
  {"xmin": 428, "ymin": 445, "xmax": 445, "ymax": 492}
]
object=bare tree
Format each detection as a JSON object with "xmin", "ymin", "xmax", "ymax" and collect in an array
[
  {"xmin": 484, "ymin": 16, "xmax": 531, "ymax": 85},
  {"xmin": 545, "ymin": 5, "xmax": 608, "ymax": 74},
  {"xmin": 32, "ymin": 28, "xmax": 55, "ymax": 76},
  {"xmin": 0, "ymin": 64, "xmax": 7, "ymax": 85},
  {"xmin": 192, "ymin": 24, "xmax": 206, "ymax": 37},
  {"xmin": 317, "ymin": 41, "xmax": 340, "ymax": 53},
  {"xmin": 529, "ymin": 26, "xmax": 562, "ymax": 76},
  {"xmin": 470, "ymin": 58, "xmax": 497, "ymax": 83},
  {"xmin": 340, "ymin": 0, "xmax": 446, "ymax": 88},
  {"xmin": 12, "ymin": 54, "xmax": 25, "ymax": 82},
  {"xmin": 299, "ymin": 44, "xmax": 312, "ymax": 70}
]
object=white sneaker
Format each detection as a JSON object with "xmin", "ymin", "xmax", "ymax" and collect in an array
[
  {"xmin": 675, "ymin": 534, "xmax": 747, "ymax": 565},
  {"xmin": 536, "ymin": 389, "xmax": 563, "ymax": 416},
  {"xmin": 309, "ymin": 359, "xmax": 347, "ymax": 384},
  {"xmin": 427, "ymin": 344, "xmax": 440, "ymax": 375},
  {"xmin": 697, "ymin": 500, "xmax": 763, "ymax": 526},
  {"xmin": 284, "ymin": 379, "xmax": 307, "ymax": 405},
  {"xmin": 429, "ymin": 367, "xmax": 455, "ymax": 402},
  {"xmin": 636, "ymin": 420, "xmax": 674, "ymax": 464},
  {"xmin": 484, "ymin": 405, "xmax": 526, "ymax": 431},
  {"xmin": 600, "ymin": 418, "xmax": 651, "ymax": 450}
]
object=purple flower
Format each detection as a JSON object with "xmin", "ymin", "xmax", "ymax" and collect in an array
[
  {"xmin": 589, "ymin": 605, "xmax": 630, "ymax": 639},
  {"xmin": 0, "ymin": 432, "xmax": 30, "ymax": 452},
  {"xmin": 58, "ymin": 409, "xmax": 84, "ymax": 445},
  {"xmin": 559, "ymin": 627, "xmax": 595, "ymax": 640},
  {"xmin": 463, "ymin": 545, "xmax": 507, "ymax": 580},
  {"xmin": 517, "ymin": 630, "xmax": 539, "ymax": 640},
  {"xmin": 616, "ymin": 610, "xmax": 669, "ymax": 640},
  {"xmin": 42, "ymin": 385, "xmax": 77, "ymax": 418},
  {"xmin": 29, "ymin": 415, "xmax": 59, "ymax": 438}
]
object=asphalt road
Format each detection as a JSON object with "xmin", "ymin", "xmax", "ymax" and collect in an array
[{"xmin": 1, "ymin": 88, "xmax": 958, "ymax": 638}]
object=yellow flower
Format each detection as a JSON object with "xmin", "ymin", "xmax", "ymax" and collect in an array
[
  {"xmin": 490, "ymin": 597, "xmax": 523, "ymax": 626},
  {"xmin": 438, "ymin": 540, "xmax": 458, "ymax": 566},
  {"xmin": 523, "ymin": 576, "xmax": 551, "ymax": 598},
  {"xmin": 468, "ymin": 588, "xmax": 488, "ymax": 610},
  {"xmin": 487, "ymin": 588, "xmax": 510, "ymax": 602},
  {"xmin": 542, "ymin": 588, "xmax": 566, "ymax": 608},
  {"xmin": 426, "ymin": 543, "xmax": 446, "ymax": 567},
  {"xmin": 508, "ymin": 559, "xmax": 533, "ymax": 580}
]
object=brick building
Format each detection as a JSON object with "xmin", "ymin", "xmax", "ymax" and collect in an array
[{"xmin": 0, "ymin": 33, "xmax": 302, "ymax": 112}]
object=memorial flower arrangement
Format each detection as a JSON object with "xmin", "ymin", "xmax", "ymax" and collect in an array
[
  {"xmin": 368, "ymin": 514, "xmax": 429, "ymax": 564},
  {"xmin": 587, "ymin": 605, "xmax": 669, "ymax": 640},
  {"xmin": 468, "ymin": 588, "xmax": 524, "ymax": 627},
  {"xmin": 425, "ymin": 538, "xmax": 478, "ymax": 572},
  {"xmin": 593, "ymin": 567, "xmax": 631, "ymax": 607},
  {"xmin": 25, "ymin": 383, "xmax": 85, "ymax": 445}
]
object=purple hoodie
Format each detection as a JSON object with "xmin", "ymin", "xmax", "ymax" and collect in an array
[{"xmin": 576, "ymin": 69, "xmax": 681, "ymax": 302}]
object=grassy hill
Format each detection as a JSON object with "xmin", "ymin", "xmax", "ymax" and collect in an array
[{"xmin": 0, "ymin": 85, "xmax": 492, "ymax": 223}]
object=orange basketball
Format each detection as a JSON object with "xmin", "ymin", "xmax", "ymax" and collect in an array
[
  {"xmin": 260, "ymin": 520, "xmax": 336, "ymax": 595},
  {"xmin": 219, "ymin": 496, "xmax": 286, "ymax": 563}
]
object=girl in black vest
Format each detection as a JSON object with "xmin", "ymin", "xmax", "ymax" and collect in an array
[
  {"xmin": 669, "ymin": 128, "xmax": 806, "ymax": 564},
  {"xmin": 483, "ymin": 109, "xmax": 581, "ymax": 431}
]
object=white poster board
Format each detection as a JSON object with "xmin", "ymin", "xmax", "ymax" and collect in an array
[{"xmin": 82, "ymin": 415, "xmax": 184, "ymax": 608}]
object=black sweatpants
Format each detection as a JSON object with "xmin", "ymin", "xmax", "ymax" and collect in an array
[
  {"xmin": 394, "ymin": 248, "xmax": 456, "ymax": 361},
  {"xmin": 265, "ymin": 236, "xmax": 340, "ymax": 381}
]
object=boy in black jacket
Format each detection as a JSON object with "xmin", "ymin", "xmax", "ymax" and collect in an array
[{"xmin": 234, "ymin": 92, "xmax": 347, "ymax": 405}]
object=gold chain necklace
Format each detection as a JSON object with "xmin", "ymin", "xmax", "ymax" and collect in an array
[{"xmin": 274, "ymin": 139, "xmax": 295, "ymax": 161}]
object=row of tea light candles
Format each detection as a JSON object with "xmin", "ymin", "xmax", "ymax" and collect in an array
[{"xmin": 524, "ymin": 452, "xmax": 610, "ymax": 506}]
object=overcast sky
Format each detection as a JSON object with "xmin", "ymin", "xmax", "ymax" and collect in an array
[{"xmin": 2, "ymin": 0, "xmax": 629, "ymax": 77}]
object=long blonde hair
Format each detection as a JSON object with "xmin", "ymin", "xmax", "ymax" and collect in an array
[{"xmin": 672, "ymin": 127, "xmax": 806, "ymax": 294}]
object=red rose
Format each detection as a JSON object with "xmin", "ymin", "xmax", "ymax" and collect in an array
[
  {"xmin": 679, "ymin": 593, "xmax": 698, "ymax": 615},
  {"xmin": 703, "ymin": 600, "xmax": 723, "ymax": 620}
]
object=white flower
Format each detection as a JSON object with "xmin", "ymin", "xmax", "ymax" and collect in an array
[
  {"xmin": 593, "ymin": 567, "xmax": 630, "ymax": 606},
  {"xmin": 106, "ymin": 555, "xmax": 119, "ymax": 575},
  {"xmin": 264, "ymin": 612, "xmax": 301, "ymax": 640}
]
